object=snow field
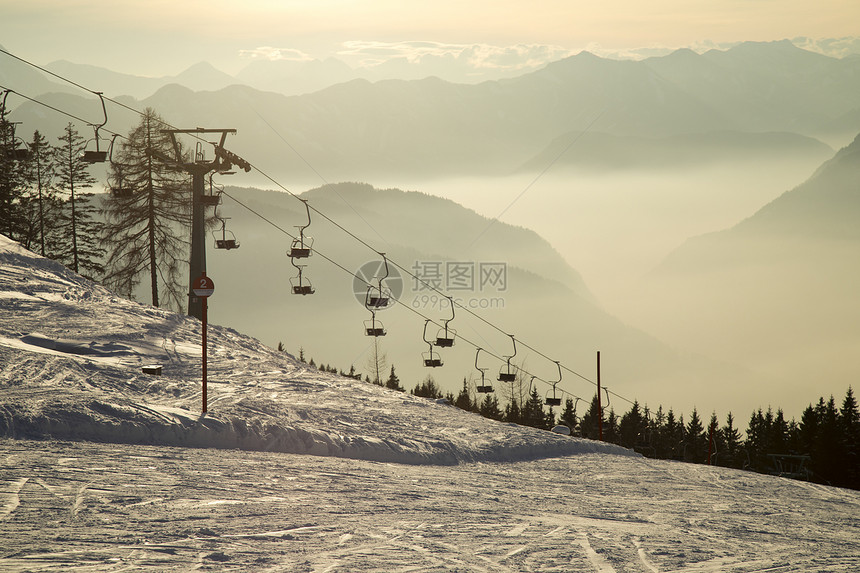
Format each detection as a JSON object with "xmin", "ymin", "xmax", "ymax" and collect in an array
[
  {"xmin": 2, "ymin": 235, "xmax": 859, "ymax": 571},
  {"xmin": 1, "ymin": 439, "xmax": 858, "ymax": 572}
]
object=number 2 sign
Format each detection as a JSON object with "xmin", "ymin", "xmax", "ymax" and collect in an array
[{"xmin": 193, "ymin": 274, "xmax": 215, "ymax": 297}]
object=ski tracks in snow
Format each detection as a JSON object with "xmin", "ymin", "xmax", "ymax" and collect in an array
[{"xmin": 0, "ymin": 477, "xmax": 28, "ymax": 520}]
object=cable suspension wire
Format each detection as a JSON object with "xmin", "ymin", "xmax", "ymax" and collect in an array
[{"xmin": 0, "ymin": 47, "xmax": 632, "ymax": 408}]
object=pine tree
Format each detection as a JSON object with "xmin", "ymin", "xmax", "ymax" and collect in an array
[
  {"xmin": 504, "ymin": 398, "xmax": 522, "ymax": 425},
  {"xmin": 814, "ymin": 396, "xmax": 843, "ymax": 485},
  {"xmin": 54, "ymin": 123, "xmax": 103, "ymax": 278},
  {"xmin": 558, "ymin": 397, "xmax": 578, "ymax": 434},
  {"xmin": 18, "ymin": 130, "xmax": 60, "ymax": 256},
  {"xmin": 411, "ymin": 376, "xmax": 443, "ymax": 399},
  {"xmin": 0, "ymin": 106, "xmax": 21, "ymax": 240},
  {"xmin": 0, "ymin": 111, "xmax": 27, "ymax": 241},
  {"xmin": 684, "ymin": 409, "xmax": 706, "ymax": 464},
  {"xmin": 721, "ymin": 412, "xmax": 743, "ymax": 468},
  {"xmin": 385, "ymin": 365, "xmax": 404, "ymax": 392},
  {"xmin": 479, "ymin": 393, "xmax": 503, "ymax": 420},
  {"xmin": 521, "ymin": 385, "xmax": 546, "ymax": 429},
  {"xmin": 840, "ymin": 387, "xmax": 860, "ymax": 489},
  {"xmin": 706, "ymin": 412, "xmax": 725, "ymax": 466},
  {"xmin": 579, "ymin": 394, "xmax": 603, "ymax": 440},
  {"xmin": 604, "ymin": 408, "xmax": 619, "ymax": 443},
  {"xmin": 453, "ymin": 378, "xmax": 473, "ymax": 411},
  {"xmin": 101, "ymin": 109, "xmax": 190, "ymax": 308},
  {"xmin": 619, "ymin": 400, "xmax": 646, "ymax": 450}
]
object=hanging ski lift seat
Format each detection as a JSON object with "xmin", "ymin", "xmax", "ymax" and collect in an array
[
  {"xmin": 544, "ymin": 361, "xmax": 563, "ymax": 407},
  {"xmin": 474, "ymin": 347, "xmax": 493, "ymax": 393},
  {"xmin": 292, "ymin": 284, "xmax": 314, "ymax": 295},
  {"xmin": 364, "ymin": 321, "xmax": 386, "ymax": 337},
  {"xmin": 364, "ymin": 309, "xmax": 386, "ymax": 336},
  {"xmin": 200, "ymin": 194, "xmax": 221, "ymax": 206},
  {"xmin": 366, "ymin": 291, "xmax": 390, "ymax": 309},
  {"xmin": 6, "ymin": 145, "xmax": 30, "ymax": 161},
  {"xmin": 498, "ymin": 369, "xmax": 516, "ymax": 383},
  {"xmin": 435, "ymin": 326, "xmax": 456, "ymax": 348},
  {"xmin": 290, "ymin": 273, "xmax": 315, "ymax": 295},
  {"xmin": 82, "ymin": 149, "xmax": 107, "ymax": 163},
  {"xmin": 423, "ymin": 353, "xmax": 443, "ymax": 368},
  {"xmin": 215, "ymin": 236, "xmax": 239, "ymax": 250},
  {"xmin": 289, "ymin": 236, "xmax": 313, "ymax": 259}
]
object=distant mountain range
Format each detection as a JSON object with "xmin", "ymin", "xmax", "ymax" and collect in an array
[
  {"xmin": 636, "ymin": 133, "xmax": 860, "ymax": 395},
  {"xmin": 3, "ymin": 40, "xmax": 858, "ymax": 181}
]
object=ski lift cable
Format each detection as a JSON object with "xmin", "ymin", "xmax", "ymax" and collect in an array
[
  {"xmin": 211, "ymin": 192, "xmax": 585, "ymax": 397},
  {"xmin": 227, "ymin": 161, "xmax": 610, "ymax": 396},
  {"xmin": 0, "ymin": 48, "xmax": 227, "ymax": 152},
  {"xmin": 0, "ymin": 84, "xmax": 123, "ymax": 140},
  {"xmin": 0, "ymin": 49, "xmax": 633, "ymax": 407},
  {"xmin": 4, "ymin": 82, "xmax": 624, "ymax": 407}
]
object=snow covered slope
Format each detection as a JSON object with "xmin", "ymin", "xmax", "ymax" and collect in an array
[
  {"xmin": 1, "ymin": 235, "xmax": 859, "ymax": 571},
  {"xmin": 0, "ymin": 234, "xmax": 628, "ymax": 464}
]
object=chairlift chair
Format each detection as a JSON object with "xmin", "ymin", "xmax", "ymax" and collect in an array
[
  {"xmin": 544, "ymin": 361, "xmax": 563, "ymax": 406},
  {"xmin": 289, "ymin": 199, "xmax": 314, "ymax": 258},
  {"xmin": 364, "ymin": 308, "xmax": 386, "ymax": 337},
  {"xmin": 81, "ymin": 92, "xmax": 108, "ymax": 163},
  {"xmin": 290, "ymin": 258, "xmax": 315, "ymax": 295},
  {"xmin": 214, "ymin": 218, "xmax": 240, "ymax": 250},
  {"xmin": 200, "ymin": 173, "xmax": 223, "ymax": 206},
  {"xmin": 5, "ymin": 136, "xmax": 29, "ymax": 161},
  {"xmin": 435, "ymin": 296, "xmax": 456, "ymax": 347},
  {"xmin": 200, "ymin": 194, "xmax": 221, "ymax": 206},
  {"xmin": 0, "ymin": 138, "xmax": 28, "ymax": 161},
  {"xmin": 107, "ymin": 134, "xmax": 133, "ymax": 198},
  {"xmin": 365, "ymin": 254, "xmax": 392, "ymax": 308},
  {"xmin": 498, "ymin": 334, "xmax": 517, "ymax": 382},
  {"xmin": 474, "ymin": 347, "xmax": 494, "ymax": 393},
  {"xmin": 422, "ymin": 319, "xmax": 443, "ymax": 367}
]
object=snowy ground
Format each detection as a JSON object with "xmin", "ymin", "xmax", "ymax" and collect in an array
[
  {"xmin": 1, "ymin": 235, "xmax": 859, "ymax": 571},
  {"xmin": 2, "ymin": 439, "xmax": 859, "ymax": 572}
]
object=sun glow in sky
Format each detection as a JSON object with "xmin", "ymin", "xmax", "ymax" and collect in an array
[{"xmin": 3, "ymin": 0, "xmax": 859, "ymax": 75}]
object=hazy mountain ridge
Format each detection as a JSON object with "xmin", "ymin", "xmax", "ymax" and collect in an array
[
  {"xmin": 634, "ymin": 134, "xmax": 860, "ymax": 391},
  {"xmin": 660, "ymin": 132, "xmax": 860, "ymax": 269},
  {"xmin": 4, "ymin": 41, "xmax": 858, "ymax": 180},
  {"xmin": 43, "ymin": 59, "xmax": 240, "ymax": 99},
  {"xmin": 520, "ymin": 130, "xmax": 834, "ymax": 172}
]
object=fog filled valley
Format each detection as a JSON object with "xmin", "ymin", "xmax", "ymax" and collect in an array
[{"xmin": 2, "ymin": 34, "xmax": 860, "ymax": 571}]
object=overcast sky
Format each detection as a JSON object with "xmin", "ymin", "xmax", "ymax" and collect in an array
[{"xmin": 2, "ymin": 0, "xmax": 860, "ymax": 77}]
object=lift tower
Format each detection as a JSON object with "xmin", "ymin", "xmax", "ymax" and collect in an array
[{"xmin": 157, "ymin": 128, "xmax": 248, "ymax": 319}]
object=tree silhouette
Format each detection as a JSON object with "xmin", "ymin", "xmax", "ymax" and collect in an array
[
  {"xmin": 54, "ymin": 123, "xmax": 103, "ymax": 279},
  {"xmin": 101, "ymin": 109, "xmax": 190, "ymax": 309}
]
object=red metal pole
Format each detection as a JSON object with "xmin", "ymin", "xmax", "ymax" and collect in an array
[
  {"xmin": 597, "ymin": 351, "xmax": 603, "ymax": 441},
  {"xmin": 202, "ymin": 295, "xmax": 208, "ymax": 414}
]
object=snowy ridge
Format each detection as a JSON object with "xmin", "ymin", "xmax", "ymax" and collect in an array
[{"xmin": 0, "ymin": 235, "xmax": 632, "ymax": 464}]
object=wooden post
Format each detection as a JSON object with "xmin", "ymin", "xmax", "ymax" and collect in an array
[{"xmin": 597, "ymin": 351, "xmax": 603, "ymax": 441}]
